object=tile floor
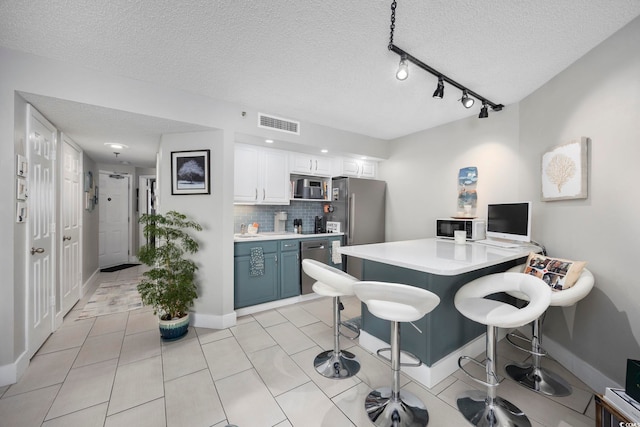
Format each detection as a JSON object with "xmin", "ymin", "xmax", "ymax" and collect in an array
[{"xmin": 0, "ymin": 266, "xmax": 596, "ymax": 426}]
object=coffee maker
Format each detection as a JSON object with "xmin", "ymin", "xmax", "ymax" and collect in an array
[
  {"xmin": 274, "ymin": 211, "xmax": 287, "ymax": 233},
  {"xmin": 314, "ymin": 216, "xmax": 326, "ymax": 234}
]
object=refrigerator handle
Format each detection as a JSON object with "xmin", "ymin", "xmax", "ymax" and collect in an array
[{"xmin": 349, "ymin": 193, "xmax": 355, "ymax": 245}]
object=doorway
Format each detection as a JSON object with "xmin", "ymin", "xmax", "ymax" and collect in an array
[{"xmin": 98, "ymin": 172, "xmax": 131, "ymax": 268}]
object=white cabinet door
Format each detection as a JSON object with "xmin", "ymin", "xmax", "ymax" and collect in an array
[
  {"xmin": 290, "ymin": 153, "xmax": 332, "ymax": 176},
  {"xmin": 234, "ymin": 145, "xmax": 260, "ymax": 203},
  {"xmin": 291, "ymin": 153, "xmax": 313, "ymax": 174},
  {"xmin": 261, "ymin": 149, "xmax": 289, "ymax": 203},
  {"xmin": 341, "ymin": 159, "xmax": 360, "ymax": 176},
  {"xmin": 234, "ymin": 144, "xmax": 289, "ymax": 204},
  {"xmin": 313, "ymin": 157, "xmax": 332, "ymax": 176},
  {"xmin": 340, "ymin": 158, "xmax": 376, "ymax": 178},
  {"xmin": 360, "ymin": 161, "xmax": 376, "ymax": 178}
]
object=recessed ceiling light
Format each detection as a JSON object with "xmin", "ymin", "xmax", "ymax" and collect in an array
[
  {"xmin": 361, "ymin": 156, "xmax": 367, "ymax": 160},
  {"xmin": 321, "ymin": 149, "xmax": 328, "ymax": 153},
  {"xmin": 265, "ymin": 139, "xmax": 274, "ymax": 144},
  {"xmin": 104, "ymin": 142, "xmax": 128, "ymax": 150}
]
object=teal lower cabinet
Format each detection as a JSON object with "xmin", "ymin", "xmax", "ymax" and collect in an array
[
  {"xmin": 279, "ymin": 240, "xmax": 301, "ymax": 299},
  {"xmin": 234, "ymin": 239, "xmax": 302, "ymax": 309}
]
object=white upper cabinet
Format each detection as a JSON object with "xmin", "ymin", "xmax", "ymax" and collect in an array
[
  {"xmin": 340, "ymin": 158, "xmax": 377, "ymax": 178},
  {"xmin": 290, "ymin": 153, "xmax": 333, "ymax": 176},
  {"xmin": 234, "ymin": 144, "xmax": 289, "ymax": 204}
]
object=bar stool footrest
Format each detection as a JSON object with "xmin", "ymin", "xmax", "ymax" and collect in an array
[
  {"xmin": 458, "ymin": 356, "xmax": 499, "ymax": 388},
  {"xmin": 339, "ymin": 319, "xmax": 361, "ymax": 340},
  {"xmin": 506, "ymin": 332, "xmax": 547, "ymax": 357},
  {"xmin": 376, "ymin": 348, "xmax": 422, "ymax": 367}
]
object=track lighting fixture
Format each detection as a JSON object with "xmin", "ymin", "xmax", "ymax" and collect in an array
[
  {"xmin": 387, "ymin": 0, "xmax": 503, "ymax": 118},
  {"xmin": 396, "ymin": 55, "xmax": 409, "ymax": 80},
  {"xmin": 432, "ymin": 76, "xmax": 444, "ymax": 98},
  {"xmin": 460, "ymin": 90, "xmax": 474, "ymax": 109},
  {"xmin": 479, "ymin": 102, "xmax": 489, "ymax": 118}
]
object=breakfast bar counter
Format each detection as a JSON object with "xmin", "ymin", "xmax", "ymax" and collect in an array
[{"xmin": 338, "ymin": 238, "xmax": 539, "ymax": 387}]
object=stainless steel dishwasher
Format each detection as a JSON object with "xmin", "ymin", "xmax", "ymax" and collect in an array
[{"xmin": 300, "ymin": 239, "xmax": 329, "ymax": 294}]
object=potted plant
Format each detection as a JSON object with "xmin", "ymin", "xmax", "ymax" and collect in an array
[{"xmin": 137, "ymin": 210, "xmax": 202, "ymax": 339}]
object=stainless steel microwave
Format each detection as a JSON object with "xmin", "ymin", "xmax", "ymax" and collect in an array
[{"xmin": 436, "ymin": 218, "xmax": 486, "ymax": 241}]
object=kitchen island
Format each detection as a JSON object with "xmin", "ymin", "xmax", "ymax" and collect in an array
[{"xmin": 338, "ymin": 238, "xmax": 540, "ymax": 387}]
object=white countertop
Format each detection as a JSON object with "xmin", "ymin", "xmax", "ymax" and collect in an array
[
  {"xmin": 234, "ymin": 231, "xmax": 344, "ymax": 242},
  {"xmin": 337, "ymin": 238, "xmax": 539, "ymax": 276}
]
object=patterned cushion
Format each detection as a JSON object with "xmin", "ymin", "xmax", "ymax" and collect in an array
[{"xmin": 523, "ymin": 252, "xmax": 586, "ymax": 291}]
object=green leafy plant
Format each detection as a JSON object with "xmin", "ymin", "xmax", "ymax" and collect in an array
[{"xmin": 137, "ymin": 211, "xmax": 202, "ymax": 320}]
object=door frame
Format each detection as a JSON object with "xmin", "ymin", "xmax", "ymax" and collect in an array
[
  {"xmin": 99, "ymin": 171, "xmax": 133, "ymax": 267},
  {"xmin": 137, "ymin": 174, "xmax": 156, "ymax": 253},
  {"xmin": 55, "ymin": 134, "xmax": 83, "ymax": 328}
]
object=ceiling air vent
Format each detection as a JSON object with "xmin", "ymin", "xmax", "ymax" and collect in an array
[{"xmin": 258, "ymin": 113, "xmax": 300, "ymax": 135}]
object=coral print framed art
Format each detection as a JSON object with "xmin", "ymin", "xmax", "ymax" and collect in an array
[
  {"xmin": 171, "ymin": 150, "xmax": 211, "ymax": 195},
  {"xmin": 541, "ymin": 137, "xmax": 588, "ymax": 201}
]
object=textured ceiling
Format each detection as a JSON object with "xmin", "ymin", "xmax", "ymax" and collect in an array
[{"xmin": 2, "ymin": 1, "xmax": 640, "ymax": 167}]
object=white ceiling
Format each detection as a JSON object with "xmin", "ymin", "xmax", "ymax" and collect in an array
[{"xmin": 3, "ymin": 1, "xmax": 640, "ymax": 167}]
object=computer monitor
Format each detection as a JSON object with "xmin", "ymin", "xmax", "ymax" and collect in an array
[{"xmin": 486, "ymin": 202, "xmax": 532, "ymax": 243}]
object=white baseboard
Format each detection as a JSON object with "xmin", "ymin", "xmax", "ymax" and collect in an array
[
  {"xmin": 192, "ymin": 311, "xmax": 237, "ymax": 330},
  {"xmin": 235, "ymin": 293, "xmax": 322, "ymax": 317},
  {"xmin": 542, "ymin": 333, "xmax": 621, "ymax": 393},
  {"xmin": 81, "ymin": 268, "xmax": 100, "ymax": 297},
  {"xmin": 0, "ymin": 350, "xmax": 29, "ymax": 387},
  {"xmin": 358, "ymin": 329, "xmax": 507, "ymax": 389}
]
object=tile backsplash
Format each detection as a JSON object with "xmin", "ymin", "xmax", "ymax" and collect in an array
[{"xmin": 234, "ymin": 201, "xmax": 326, "ymax": 234}]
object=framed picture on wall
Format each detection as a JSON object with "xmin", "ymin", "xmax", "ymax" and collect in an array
[
  {"xmin": 16, "ymin": 154, "xmax": 27, "ymax": 177},
  {"xmin": 171, "ymin": 150, "xmax": 211, "ymax": 195},
  {"xmin": 16, "ymin": 178, "xmax": 27, "ymax": 201},
  {"xmin": 541, "ymin": 137, "xmax": 588, "ymax": 201}
]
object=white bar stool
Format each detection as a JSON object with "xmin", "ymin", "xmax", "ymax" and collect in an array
[
  {"xmin": 454, "ymin": 272, "xmax": 551, "ymax": 427},
  {"xmin": 301, "ymin": 259, "xmax": 361, "ymax": 379},
  {"xmin": 504, "ymin": 265, "xmax": 594, "ymax": 396},
  {"xmin": 353, "ymin": 281, "xmax": 440, "ymax": 427}
]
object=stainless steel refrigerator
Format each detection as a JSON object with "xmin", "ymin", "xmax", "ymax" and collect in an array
[{"xmin": 329, "ymin": 177, "xmax": 386, "ymax": 278}]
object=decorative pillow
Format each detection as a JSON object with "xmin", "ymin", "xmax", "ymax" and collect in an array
[{"xmin": 523, "ymin": 252, "xmax": 586, "ymax": 291}]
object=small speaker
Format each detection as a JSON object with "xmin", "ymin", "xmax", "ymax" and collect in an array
[{"xmin": 625, "ymin": 359, "xmax": 640, "ymax": 403}]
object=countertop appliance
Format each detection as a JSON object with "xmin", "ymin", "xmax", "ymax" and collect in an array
[
  {"xmin": 294, "ymin": 178, "xmax": 323, "ymax": 199},
  {"xmin": 300, "ymin": 239, "xmax": 329, "ymax": 294},
  {"xmin": 436, "ymin": 218, "xmax": 485, "ymax": 241},
  {"xmin": 329, "ymin": 177, "xmax": 386, "ymax": 278}
]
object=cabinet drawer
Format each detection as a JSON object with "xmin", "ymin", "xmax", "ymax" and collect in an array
[
  {"xmin": 280, "ymin": 240, "xmax": 300, "ymax": 252},
  {"xmin": 234, "ymin": 241, "xmax": 278, "ymax": 257}
]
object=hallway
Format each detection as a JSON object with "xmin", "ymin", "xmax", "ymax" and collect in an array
[{"xmin": 0, "ymin": 266, "xmax": 596, "ymax": 426}]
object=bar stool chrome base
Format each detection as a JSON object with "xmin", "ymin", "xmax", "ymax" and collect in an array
[
  {"xmin": 314, "ymin": 349, "xmax": 360, "ymax": 379},
  {"xmin": 505, "ymin": 363, "xmax": 572, "ymax": 397},
  {"xmin": 365, "ymin": 387, "xmax": 429, "ymax": 427},
  {"xmin": 456, "ymin": 390, "xmax": 531, "ymax": 427}
]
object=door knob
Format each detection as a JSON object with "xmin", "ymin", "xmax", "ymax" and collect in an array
[
  {"xmin": 63, "ymin": 236, "xmax": 71, "ymax": 241},
  {"xmin": 30, "ymin": 247, "xmax": 45, "ymax": 255}
]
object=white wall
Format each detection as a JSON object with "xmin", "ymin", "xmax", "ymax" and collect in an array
[
  {"xmin": 158, "ymin": 131, "xmax": 236, "ymax": 327},
  {"xmin": 380, "ymin": 16, "xmax": 640, "ymax": 391},
  {"xmin": 380, "ymin": 105, "xmax": 521, "ymax": 242},
  {"xmin": 517, "ymin": 16, "xmax": 640, "ymax": 389}
]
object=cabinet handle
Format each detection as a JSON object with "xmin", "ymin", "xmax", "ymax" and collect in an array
[
  {"xmin": 263, "ymin": 188, "xmax": 265, "ymax": 200},
  {"xmin": 255, "ymin": 188, "xmax": 258, "ymax": 200},
  {"xmin": 309, "ymin": 159, "xmax": 312, "ymax": 171},
  {"xmin": 315, "ymin": 160, "xmax": 318, "ymax": 171},
  {"xmin": 275, "ymin": 255, "xmax": 278, "ymax": 263}
]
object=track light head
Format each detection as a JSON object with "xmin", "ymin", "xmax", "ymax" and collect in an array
[
  {"xmin": 479, "ymin": 102, "xmax": 489, "ymax": 118},
  {"xmin": 432, "ymin": 77, "xmax": 444, "ymax": 98},
  {"xmin": 460, "ymin": 90, "xmax": 474, "ymax": 108},
  {"xmin": 396, "ymin": 55, "xmax": 409, "ymax": 80}
]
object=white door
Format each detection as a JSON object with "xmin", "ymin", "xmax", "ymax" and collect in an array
[
  {"xmin": 60, "ymin": 136, "xmax": 82, "ymax": 317},
  {"xmin": 99, "ymin": 173, "xmax": 130, "ymax": 268},
  {"xmin": 26, "ymin": 105, "xmax": 57, "ymax": 358}
]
